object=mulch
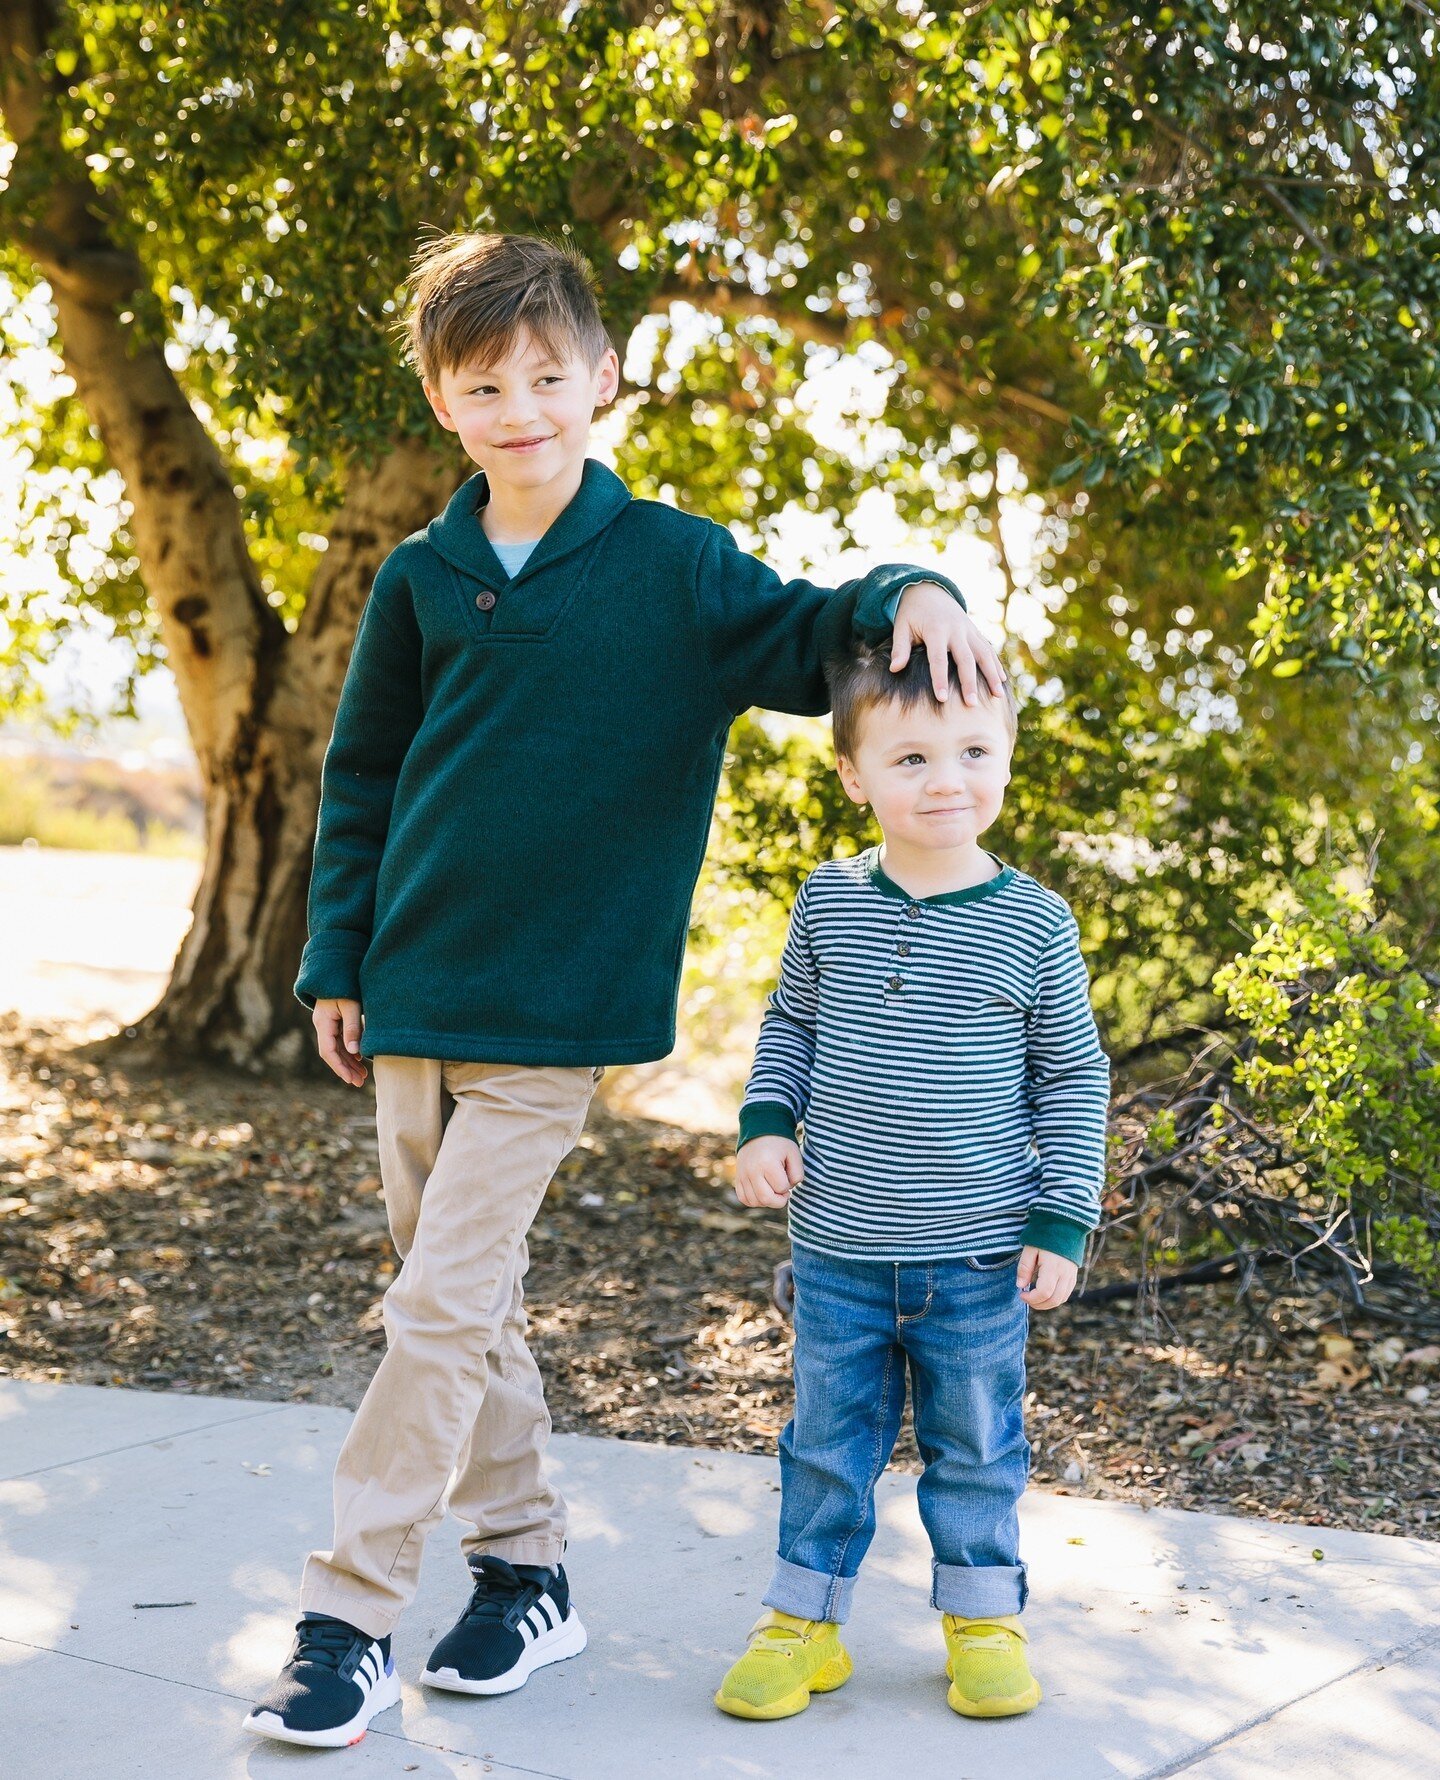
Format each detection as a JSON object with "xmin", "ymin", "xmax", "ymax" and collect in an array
[{"xmin": 2, "ymin": 1013, "xmax": 1433, "ymax": 1542}]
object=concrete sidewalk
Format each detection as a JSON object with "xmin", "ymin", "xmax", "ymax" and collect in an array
[{"xmin": 0, "ymin": 1380, "xmax": 1435, "ymax": 1778}]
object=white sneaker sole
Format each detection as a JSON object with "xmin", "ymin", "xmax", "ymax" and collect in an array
[
  {"xmin": 242, "ymin": 1664, "xmax": 402, "ymax": 1748},
  {"xmin": 421, "ymin": 1610, "xmax": 587, "ymax": 1695}
]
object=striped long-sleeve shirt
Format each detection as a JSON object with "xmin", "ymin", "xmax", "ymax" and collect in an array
[{"xmin": 738, "ymin": 847, "xmax": 1111, "ymax": 1266}]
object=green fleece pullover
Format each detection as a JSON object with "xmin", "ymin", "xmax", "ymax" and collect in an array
[{"xmin": 294, "ymin": 457, "xmax": 965, "ymax": 1064}]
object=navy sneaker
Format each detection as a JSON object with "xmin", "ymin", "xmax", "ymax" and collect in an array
[
  {"xmin": 243, "ymin": 1612, "xmax": 401, "ymax": 1747},
  {"xmin": 421, "ymin": 1555, "xmax": 586, "ymax": 1695}
]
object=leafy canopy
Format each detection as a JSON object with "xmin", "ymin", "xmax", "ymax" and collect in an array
[{"xmin": 4, "ymin": 2, "xmax": 1437, "ymax": 688}]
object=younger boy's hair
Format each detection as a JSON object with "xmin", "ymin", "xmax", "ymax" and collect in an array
[
  {"xmin": 828, "ymin": 641, "xmax": 1018, "ymax": 761},
  {"xmin": 398, "ymin": 231, "xmax": 612, "ymax": 385}
]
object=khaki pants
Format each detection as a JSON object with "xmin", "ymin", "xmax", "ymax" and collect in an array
[{"xmin": 299, "ymin": 1056, "xmax": 601, "ymax": 1637}]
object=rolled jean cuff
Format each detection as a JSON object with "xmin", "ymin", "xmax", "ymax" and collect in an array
[
  {"xmin": 931, "ymin": 1558, "xmax": 1028, "ymax": 1618},
  {"xmin": 763, "ymin": 1554, "xmax": 858, "ymax": 1626}
]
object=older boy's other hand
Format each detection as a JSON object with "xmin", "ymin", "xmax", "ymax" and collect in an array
[
  {"xmin": 735, "ymin": 1136, "xmax": 802, "ymax": 1210},
  {"xmin": 1017, "ymin": 1245, "xmax": 1078, "ymax": 1310},
  {"xmin": 314, "ymin": 997, "xmax": 368, "ymax": 1088},
  {"xmin": 892, "ymin": 581, "xmax": 1006, "ymax": 704}
]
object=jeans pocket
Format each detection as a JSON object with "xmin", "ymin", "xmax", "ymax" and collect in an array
[{"xmin": 962, "ymin": 1249, "xmax": 1023, "ymax": 1272}]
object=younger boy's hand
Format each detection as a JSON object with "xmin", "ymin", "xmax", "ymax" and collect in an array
[
  {"xmin": 313, "ymin": 997, "xmax": 368, "ymax": 1088},
  {"xmin": 1017, "ymin": 1245, "xmax": 1078, "ymax": 1310},
  {"xmin": 892, "ymin": 581, "xmax": 1006, "ymax": 703},
  {"xmin": 735, "ymin": 1136, "xmax": 803, "ymax": 1209}
]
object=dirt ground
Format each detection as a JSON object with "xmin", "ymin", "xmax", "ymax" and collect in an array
[{"xmin": 2, "ymin": 1013, "xmax": 1435, "ymax": 1542}]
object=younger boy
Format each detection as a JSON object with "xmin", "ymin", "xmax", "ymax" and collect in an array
[
  {"xmin": 715, "ymin": 643, "xmax": 1110, "ymax": 1722},
  {"xmin": 243, "ymin": 232, "xmax": 1004, "ymax": 1748}
]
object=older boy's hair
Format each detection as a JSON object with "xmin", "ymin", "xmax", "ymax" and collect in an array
[
  {"xmin": 398, "ymin": 231, "xmax": 611, "ymax": 385},
  {"xmin": 828, "ymin": 641, "xmax": 1018, "ymax": 761}
]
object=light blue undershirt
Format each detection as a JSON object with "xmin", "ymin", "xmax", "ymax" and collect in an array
[{"xmin": 491, "ymin": 538, "xmax": 538, "ymax": 579}]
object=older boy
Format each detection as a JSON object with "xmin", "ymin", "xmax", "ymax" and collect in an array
[
  {"xmin": 715, "ymin": 643, "xmax": 1110, "ymax": 1723},
  {"xmin": 243, "ymin": 232, "xmax": 1003, "ymax": 1748}
]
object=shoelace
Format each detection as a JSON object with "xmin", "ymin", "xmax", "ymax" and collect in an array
[
  {"xmin": 747, "ymin": 1620, "xmax": 816, "ymax": 1662},
  {"xmin": 294, "ymin": 1615, "xmax": 366, "ymax": 1671},
  {"xmin": 950, "ymin": 1623, "xmax": 1020, "ymax": 1653},
  {"xmin": 461, "ymin": 1555, "xmax": 546, "ymax": 1626}
]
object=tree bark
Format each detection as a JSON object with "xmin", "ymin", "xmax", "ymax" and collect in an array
[{"xmin": 1, "ymin": 0, "xmax": 459, "ymax": 1069}]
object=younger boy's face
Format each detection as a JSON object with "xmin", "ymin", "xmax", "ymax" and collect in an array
[
  {"xmin": 837, "ymin": 692, "xmax": 1013, "ymax": 857},
  {"xmin": 423, "ymin": 328, "xmax": 620, "ymax": 496}
]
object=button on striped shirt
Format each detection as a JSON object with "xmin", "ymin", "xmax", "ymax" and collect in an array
[{"xmin": 738, "ymin": 847, "xmax": 1111, "ymax": 1265}]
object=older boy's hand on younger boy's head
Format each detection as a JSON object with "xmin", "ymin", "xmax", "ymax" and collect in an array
[
  {"xmin": 1017, "ymin": 1245, "xmax": 1078, "ymax": 1311},
  {"xmin": 735, "ymin": 1136, "xmax": 803, "ymax": 1210},
  {"xmin": 891, "ymin": 581, "xmax": 1007, "ymax": 704},
  {"xmin": 313, "ymin": 997, "xmax": 368, "ymax": 1088}
]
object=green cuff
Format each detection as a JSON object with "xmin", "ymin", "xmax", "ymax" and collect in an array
[
  {"xmin": 294, "ymin": 938, "xmax": 369, "ymax": 1011},
  {"xmin": 737, "ymin": 1101, "xmax": 799, "ymax": 1151},
  {"xmin": 855, "ymin": 569, "xmax": 967, "ymax": 645},
  {"xmin": 1021, "ymin": 1208, "xmax": 1092, "ymax": 1266}
]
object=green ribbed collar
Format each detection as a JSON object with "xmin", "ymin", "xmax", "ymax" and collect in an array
[
  {"xmin": 425, "ymin": 456, "xmax": 632, "ymax": 588},
  {"xmin": 865, "ymin": 845, "xmax": 1017, "ymax": 907}
]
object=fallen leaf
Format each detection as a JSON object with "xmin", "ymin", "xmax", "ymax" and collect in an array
[{"xmin": 1315, "ymin": 1356, "xmax": 1370, "ymax": 1391}]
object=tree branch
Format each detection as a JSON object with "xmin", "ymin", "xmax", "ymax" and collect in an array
[{"xmin": 644, "ymin": 277, "xmax": 1076, "ymax": 427}]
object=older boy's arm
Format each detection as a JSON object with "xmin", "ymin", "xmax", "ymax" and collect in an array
[
  {"xmin": 1022, "ymin": 913, "xmax": 1112, "ymax": 1266},
  {"xmin": 294, "ymin": 566, "xmax": 424, "ymax": 1011},
  {"xmin": 738, "ymin": 883, "xmax": 820, "ymax": 1148},
  {"xmin": 693, "ymin": 520, "xmax": 997, "ymax": 717}
]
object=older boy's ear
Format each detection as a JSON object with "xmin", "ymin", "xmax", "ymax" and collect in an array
[
  {"xmin": 422, "ymin": 376, "xmax": 457, "ymax": 431},
  {"xmin": 595, "ymin": 345, "xmax": 621, "ymax": 406}
]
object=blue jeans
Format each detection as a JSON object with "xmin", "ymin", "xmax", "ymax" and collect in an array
[{"xmin": 764, "ymin": 1243, "xmax": 1031, "ymax": 1625}]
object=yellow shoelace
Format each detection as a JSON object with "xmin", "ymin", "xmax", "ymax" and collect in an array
[
  {"xmin": 748, "ymin": 1621, "xmax": 818, "ymax": 1659},
  {"xmin": 950, "ymin": 1622, "xmax": 1021, "ymax": 1654}
]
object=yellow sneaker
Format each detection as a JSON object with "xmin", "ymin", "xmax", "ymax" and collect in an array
[
  {"xmin": 942, "ymin": 1612, "xmax": 1042, "ymax": 1717},
  {"xmin": 714, "ymin": 1609, "xmax": 853, "ymax": 1721}
]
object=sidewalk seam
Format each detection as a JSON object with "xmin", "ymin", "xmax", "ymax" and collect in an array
[
  {"xmin": 0, "ymin": 1634, "xmax": 574, "ymax": 1779},
  {"xmin": 3, "ymin": 1404, "xmax": 293, "ymax": 1481},
  {"xmin": 1138, "ymin": 1620, "xmax": 1440, "ymax": 1777}
]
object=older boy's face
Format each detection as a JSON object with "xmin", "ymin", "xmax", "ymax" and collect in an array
[
  {"xmin": 423, "ymin": 329, "xmax": 619, "ymax": 492},
  {"xmin": 837, "ymin": 692, "xmax": 1013, "ymax": 857}
]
